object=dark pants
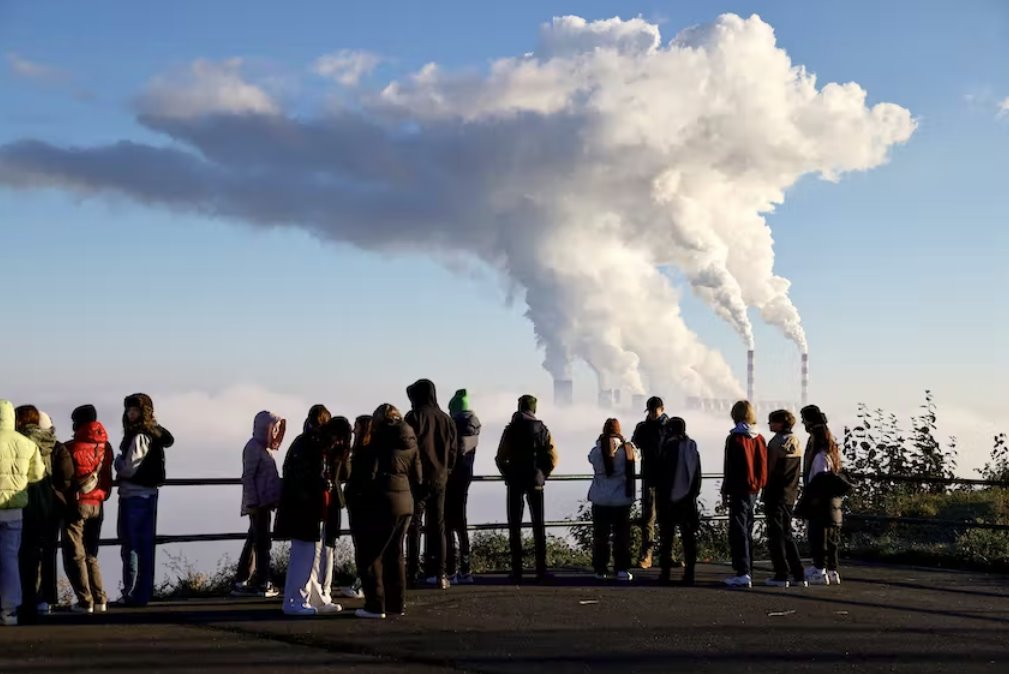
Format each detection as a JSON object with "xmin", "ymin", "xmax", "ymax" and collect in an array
[
  {"xmin": 728, "ymin": 493, "xmax": 757, "ymax": 576},
  {"xmin": 236, "ymin": 508, "xmax": 273, "ymax": 587},
  {"xmin": 63, "ymin": 503, "xmax": 107, "ymax": 607},
  {"xmin": 360, "ymin": 512, "xmax": 412, "ymax": 615},
  {"xmin": 19, "ymin": 503, "xmax": 60, "ymax": 608},
  {"xmin": 592, "ymin": 505, "xmax": 631, "ymax": 574},
  {"xmin": 407, "ymin": 482, "xmax": 446, "ymax": 580},
  {"xmin": 639, "ymin": 485, "xmax": 657, "ymax": 559},
  {"xmin": 765, "ymin": 502, "xmax": 804, "ymax": 581},
  {"xmin": 446, "ymin": 453, "xmax": 474, "ymax": 576},
  {"xmin": 507, "ymin": 484, "xmax": 546, "ymax": 576},
  {"xmin": 658, "ymin": 499, "xmax": 698, "ymax": 577},
  {"xmin": 808, "ymin": 521, "xmax": 840, "ymax": 571},
  {"xmin": 118, "ymin": 494, "xmax": 158, "ymax": 606}
]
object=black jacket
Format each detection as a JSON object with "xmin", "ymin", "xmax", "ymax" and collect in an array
[
  {"xmin": 274, "ymin": 431, "xmax": 342, "ymax": 543},
  {"xmin": 631, "ymin": 414, "xmax": 668, "ymax": 486},
  {"xmin": 795, "ymin": 470, "xmax": 851, "ymax": 526},
  {"xmin": 124, "ymin": 425, "xmax": 174, "ymax": 488},
  {"xmin": 453, "ymin": 410, "xmax": 481, "ymax": 456},
  {"xmin": 652, "ymin": 435, "xmax": 702, "ymax": 504},
  {"xmin": 347, "ymin": 420, "xmax": 423, "ymax": 519},
  {"xmin": 496, "ymin": 411, "xmax": 558, "ymax": 488},
  {"xmin": 405, "ymin": 379, "xmax": 458, "ymax": 486}
]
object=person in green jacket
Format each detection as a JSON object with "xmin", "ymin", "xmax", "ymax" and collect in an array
[{"xmin": 0, "ymin": 399, "xmax": 46, "ymax": 626}]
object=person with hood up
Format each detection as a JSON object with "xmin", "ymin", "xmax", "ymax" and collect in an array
[
  {"xmin": 61, "ymin": 404, "xmax": 114, "ymax": 614},
  {"xmin": 0, "ymin": 399, "xmax": 45, "ymax": 626},
  {"xmin": 496, "ymin": 395, "xmax": 558, "ymax": 583},
  {"xmin": 721, "ymin": 401, "xmax": 767, "ymax": 588},
  {"xmin": 446, "ymin": 389, "xmax": 481, "ymax": 585},
  {"xmin": 762, "ymin": 409, "xmax": 806, "ymax": 588},
  {"xmin": 654, "ymin": 416, "xmax": 702, "ymax": 586},
  {"xmin": 14, "ymin": 405, "xmax": 73, "ymax": 619},
  {"xmin": 587, "ymin": 418, "xmax": 637, "ymax": 582},
  {"xmin": 115, "ymin": 393, "xmax": 174, "ymax": 607},
  {"xmin": 274, "ymin": 415, "xmax": 349, "ymax": 616},
  {"xmin": 232, "ymin": 411, "xmax": 286, "ymax": 599},
  {"xmin": 797, "ymin": 416, "xmax": 847, "ymax": 587},
  {"xmin": 631, "ymin": 397, "xmax": 668, "ymax": 569},
  {"xmin": 404, "ymin": 379, "xmax": 457, "ymax": 589},
  {"xmin": 349, "ymin": 404, "xmax": 423, "ymax": 619}
]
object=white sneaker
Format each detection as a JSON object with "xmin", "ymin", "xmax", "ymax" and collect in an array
[
  {"xmin": 1, "ymin": 612, "xmax": 17, "ymax": 627},
  {"xmin": 724, "ymin": 574, "xmax": 752, "ymax": 588},
  {"xmin": 805, "ymin": 567, "xmax": 829, "ymax": 585},
  {"xmin": 70, "ymin": 603, "xmax": 94, "ymax": 614},
  {"xmin": 36, "ymin": 602, "xmax": 51, "ymax": 615},
  {"xmin": 616, "ymin": 570, "xmax": 634, "ymax": 582},
  {"xmin": 317, "ymin": 602, "xmax": 343, "ymax": 614},
  {"xmin": 355, "ymin": 608, "xmax": 386, "ymax": 619},
  {"xmin": 827, "ymin": 571, "xmax": 841, "ymax": 585},
  {"xmin": 339, "ymin": 586, "xmax": 363, "ymax": 599},
  {"xmin": 765, "ymin": 578, "xmax": 790, "ymax": 588},
  {"xmin": 95, "ymin": 603, "xmax": 108, "ymax": 613},
  {"xmin": 283, "ymin": 604, "xmax": 318, "ymax": 617}
]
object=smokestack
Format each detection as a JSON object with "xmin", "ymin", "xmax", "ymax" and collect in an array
[
  {"xmin": 598, "ymin": 389, "xmax": 614, "ymax": 409},
  {"xmin": 747, "ymin": 349, "xmax": 755, "ymax": 402},
  {"xmin": 801, "ymin": 352, "xmax": 809, "ymax": 406},
  {"xmin": 612, "ymin": 389, "xmax": 622, "ymax": 407},
  {"xmin": 554, "ymin": 378, "xmax": 573, "ymax": 407},
  {"xmin": 631, "ymin": 394, "xmax": 646, "ymax": 412}
]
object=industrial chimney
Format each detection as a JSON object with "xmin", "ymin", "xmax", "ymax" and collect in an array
[
  {"xmin": 554, "ymin": 378, "xmax": 574, "ymax": 407},
  {"xmin": 746, "ymin": 349, "xmax": 755, "ymax": 402},
  {"xmin": 598, "ymin": 389, "xmax": 614, "ymax": 409},
  {"xmin": 801, "ymin": 353, "xmax": 809, "ymax": 406}
]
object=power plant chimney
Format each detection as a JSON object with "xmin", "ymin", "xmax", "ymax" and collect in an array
[
  {"xmin": 612, "ymin": 389, "xmax": 622, "ymax": 407},
  {"xmin": 746, "ymin": 349, "xmax": 755, "ymax": 402},
  {"xmin": 801, "ymin": 352, "xmax": 809, "ymax": 406},
  {"xmin": 598, "ymin": 389, "xmax": 614, "ymax": 409},
  {"xmin": 554, "ymin": 378, "xmax": 573, "ymax": 407}
]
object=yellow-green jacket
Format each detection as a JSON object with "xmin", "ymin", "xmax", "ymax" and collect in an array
[{"xmin": 0, "ymin": 399, "xmax": 45, "ymax": 510}]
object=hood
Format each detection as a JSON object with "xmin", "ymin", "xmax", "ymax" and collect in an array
[
  {"xmin": 645, "ymin": 413, "xmax": 668, "ymax": 426},
  {"xmin": 448, "ymin": 389, "xmax": 470, "ymax": 416},
  {"xmin": 252, "ymin": 411, "xmax": 286, "ymax": 449},
  {"xmin": 74, "ymin": 421, "xmax": 109, "ymax": 445},
  {"xmin": 731, "ymin": 422, "xmax": 760, "ymax": 438},
  {"xmin": 512, "ymin": 410, "xmax": 538, "ymax": 424},
  {"xmin": 0, "ymin": 400, "xmax": 14, "ymax": 432},
  {"xmin": 21, "ymin": 424, "xmax": 57, "ymax": 457},
  {"xmin": 407, "ymin": 379, "xmax": 438, "ymax": 408}
]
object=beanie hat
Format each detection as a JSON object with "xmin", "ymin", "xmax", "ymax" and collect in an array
[
  {"xmin": 518, "ymin": 394, "xmax": 537, "ymax": 415},
  {"xmin": 72, "ymin": 404, "xmax": 98, "ymax": 429},
  {"xmin": 449, "ymin": 389, "xmax": 470, "ymax": 416},
  {"xmin": 37, "ymin": 411, "xmax": 53, "ymax": 431}
]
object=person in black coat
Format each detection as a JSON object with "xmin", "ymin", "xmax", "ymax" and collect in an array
[
  {"xmin": 350, "ymin": 404, "xmax": 423, "ymax": 619},
  {"xmin": 404, "ymin": 379, "xmax": 457, "ymax": 588}
]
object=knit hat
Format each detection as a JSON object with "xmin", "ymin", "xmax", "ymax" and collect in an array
[
  {"xmin": 72, "ymin": 404, "xmax": 98, "ymax": 429},
  {"xmin": 518, "ymin": 394, "xmax": 537, "ymax": 415},
  {"xmin": 448, "ymin": 389, "xmax": 470, "ymax": 416},
  {"xmin": 37, "ymin": 411, "xmax": 53, "ymax": 431}
]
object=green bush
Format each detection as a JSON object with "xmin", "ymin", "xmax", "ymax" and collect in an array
[{"xmin": 469, "ymin": 531, "xmax": 591, "ymax": 572}]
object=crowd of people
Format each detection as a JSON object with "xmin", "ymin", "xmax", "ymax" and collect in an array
[{"xmin": 0, "ymin": 380, "xmax": 848, "ymax": 625}]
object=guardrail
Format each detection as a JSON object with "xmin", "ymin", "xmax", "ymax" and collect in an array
[{"xmin": 94, "ymin": 472, "xmax": 1009, "ymax": 548}]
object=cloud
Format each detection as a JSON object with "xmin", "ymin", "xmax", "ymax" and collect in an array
[
  {"xmin": 6, "ymin": 52, "xmax": 65, "ymax": 81},
  {"xmin": 0, "ymin": 14, "xmax": 915, "ymax": 398},
  {"xmin": 999, "ymin": 96, "xmax": 1009, "ymax": 118},
  {"xmin": 313, "ymin": 49, "xmax": 383, "ymax": 86}
]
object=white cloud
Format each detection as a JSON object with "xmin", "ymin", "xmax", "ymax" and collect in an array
[
  {"xmin": 313, "ymin": 49, "xmax": 382, "ymax": 86},
  {"xmin": 137, "ymin": 58, "xmax": 279, "ymax": 119},
  {"xmin": 998, "ymin": 96, "xmax": 1009, "ymax": 118},
  {"xmin": 6, "ymin": 51, "xmax": 64, "ymax": 81}
]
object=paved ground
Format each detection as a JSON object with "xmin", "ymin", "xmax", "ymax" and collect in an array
[{"xmin": 2, "ymin": 562, "xmax": 1008, "ymax": 672}]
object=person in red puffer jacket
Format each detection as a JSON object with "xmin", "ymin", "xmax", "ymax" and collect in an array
[{"xmin": 61, "ymin": 405, "xmax": 114, "ymax": 614}]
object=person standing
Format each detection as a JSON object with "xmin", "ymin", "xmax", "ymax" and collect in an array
[
  {"xmin": 800, "ymin": 421, "xmax": 845, "ymax": 586},
  {"xmin": 762, "ymin": 409, "xmax": 806, "ymax": 588},
  {"xmin": 115, "ymin": 393, "xmax": 174, "ymax": 607},
  {"xmin": 496, "ymin": 395, "xmax": 558, "ymax": 583},
  {"xmin": 654, "ymin": 417, "xmax": 701, "ymax": 586},
  {"xmin": 350, "ymin": 404, "xmax": 422, "ymax": 619},
  {"xmin": 446, "ymin": 389, "xmax": 481, "ymax": 585},
  {"xmin": 61, "ymin": 405, "xmax": 114, "ymax": 614},
  {"xmin": 587, "ymin": 419, "xmax": 637, "ymax": 582},
  {"xmin": 232, "ymin": 411, "xmax": 286, "ymax": 598},
  {"xmin": 0, "ymin": 399, "xmax": 45, "ymax": 626},
  {"xmin": 721, "ymin": 401, "xmax": 767, "ymax": 588},
  {"xmin": 404, "ymin": 379, "xmax": 457, "ymax": 589},
  {"xmin": 631, "ymin": 397, "xmax": 668, "ymax": 569}
]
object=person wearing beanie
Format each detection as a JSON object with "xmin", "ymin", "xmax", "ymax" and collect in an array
[
  {"xmin": 630, "ymin": 396, "xmax": 668, "ymax": 569},
  {"xmin": 495, "ymin": 394, "xmax": 558, "ymax": 582},
  {"xmin": 445, "ymin": 389, "xmax": 481, "ymax": 584}
]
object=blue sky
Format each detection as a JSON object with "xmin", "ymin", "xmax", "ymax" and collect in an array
[{"xmin": 2, "ymin": 0, "xmax": 1008, "ymax": 455}]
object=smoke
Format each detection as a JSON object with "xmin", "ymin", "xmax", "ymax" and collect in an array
[{"xmin": 0, "ymin": 13, "xmax": 914, "ymax": 395}]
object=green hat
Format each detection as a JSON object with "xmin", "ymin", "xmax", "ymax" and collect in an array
[{"xmin": 449, "ymin": 389, "xmax": 470, "ymax": 415}]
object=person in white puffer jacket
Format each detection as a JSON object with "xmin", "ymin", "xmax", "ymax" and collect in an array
[{"xmin": 587, "ymin": 418, "xmax": 638, "ymax": 582}]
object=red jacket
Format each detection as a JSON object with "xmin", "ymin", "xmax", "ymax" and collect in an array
[
  {"xmin": 66, "ymin": 421, "xmax": 114, "ymax": 506},
  {"xmin": 722, "ymin": 430, "xmax": 768, "ymax": 496}
]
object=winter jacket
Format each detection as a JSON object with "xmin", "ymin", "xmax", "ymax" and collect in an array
[
  {"xmin": 274, "ymin": 430, "xmax": 342, "ymax": 544},
  {"xmin": 587, "ymin": 437, "xmax": 637, "ymax": 507},
  {"xmin": 631, "ymin": 414, "xmax": 668, "ymax": 486},
  {"xmin": 721, "ymin": 424, "xmax": 768, "ymax": 497},
  {"xmin": 64, "ymin": 422, "xmax": 114, "ymax": 508},
  {"xmin": 763, "ymin": 432, "xmax": 803, "ymax": 507},
  {"xmin": 116, "ymin": 393, "xmax": 174, "ymax": 495},
  {"xmin": 796, "ymin": 450, "xmax": 847, "ymax": 527},
  {"xmin": 496, "ymin": 411, "xmax": 558, "ymax": 488},
  {"xmin": 453, "ymin": 410, "xmax": 481, "ymax": 457},
  {"xmin": 241, "ymin": 412, "xmax": 284, "ymax": 515},
  {"xmin": 0, "ymin": 399, "xmax": 45, "ymax": 511},
  {"xmin": 19, "ymin": 423, "xmax": 71, "ymax": 521},
  {"xmin": 405, "ymin": 379, "xmax": 458, "ymax": 486},
  {"xmin": 654, "ymin": 435, "xmax": 702, "ymax": 504},
  {"xmin": 347, "ymin": 419, "xmax": 423, "ymax": 519}
]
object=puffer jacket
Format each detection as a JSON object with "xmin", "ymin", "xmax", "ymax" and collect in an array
[
  {"xmin": 587, "ymin": 437, "xmax": 637, "ymax": 507},
  {"xmin": 66, "ymin": 422, "xmax": 115, "ymax": 508},
  {"xmin": 241, "ymin": 411, "xmax": 285, "ymax": 515},
  {"xmin": 348, "ymin": 419, "xmax": 423, "ymax": 518},
  {"xmin": 0, "ymin": 400, "xmax": 45, "ymax": 510},
  {"xmin": 496, "ymin": 411, "xmax": 558, "ymax": 488}
]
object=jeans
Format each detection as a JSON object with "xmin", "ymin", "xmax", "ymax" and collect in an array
[
  {"xmin": 235, "ymin": 508, "xmax": 274, "ymax": 587},
  {"xmin": 639, "ymin": 485, "xmax": 657, "ymax": 559},
  {"xmin": 63, "ymin": 503, "xmax": 107, "ymax": 607},
  {"xmin": 765, "ymin": 502, "xmax": 804, "ymax": 581},
  {"xmin": 658, "ymin": 499, "xmax": 698, "ymax": 577},
  {"xmin": 591, "ymin": 505, "xmax": 631, "ymax": 574},
  {"xmin": 0, "ymin": 518, "xmax": 23, "ymax": 613},
  {"xmin": 19, "ymin": 500, "xmax": 61, "ymax": 609},
  {"xmin": 407, "ymin": 482, "xmax": 446, "ymax": 579},
  {"xmin": 728, "ymin": 493, "xmax": 757, "ymax": 576},
  {"xmin": 507, "ymin": 485, "xmax": 547, "ymax": 576},
  {"xmin": 446, "ymin": 453, "xmax": 475, "ymax": 576},
  {"xmin": 808, "ymin": 521, "xmax": 840, "ymax": 571},
  {"xmin": 360, "ymin": 512, "xmax": 412, "ymax": 615},
  {"xmin": 118, "ymin": 494, "xmax": 158, "ymax": 605}
]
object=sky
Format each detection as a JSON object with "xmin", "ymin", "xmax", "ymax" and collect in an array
[{"xmin": 1, "ymin": 1, "xmax": 1008, "ymax": 577}]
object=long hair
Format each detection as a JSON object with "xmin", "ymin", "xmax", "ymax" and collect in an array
[
  {"xmin": 731, "ymin": 400, "xmax": 756, "ymax": 425},
  {"xmin": 598, "ymin": 418, "xmax": 624, "ymax": 477},
  {"xmin": 122, "ymin": 393, "xmax": 157, "ymax": 439},
  {"xmin": 304, "ymin": 404, "xmax": 332, "ymax": 433},
  {"xmin": 352, "ymin": 415, "xmax": 372, "ymax": 453},
  {"xmin": 14, "ymin": 404, "xmax": 39, "ymax": 432},
  {"xmin": 366, "ymin": 404, "xmax": 401, "ymax": 446},
  {"xmin": 812, "ymin": 424, "xmax": 842, "ymax": 473}
]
